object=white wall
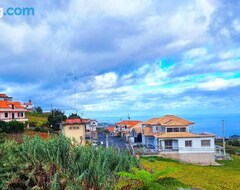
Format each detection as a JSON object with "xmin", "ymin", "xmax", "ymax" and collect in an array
[{"xmin": 178, "ymin": 137, "xmax": 215, "ymax": 153}]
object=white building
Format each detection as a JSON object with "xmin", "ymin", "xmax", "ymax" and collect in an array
[
  {"xmin": 142, "ymin": 115, "xmax": 215, "ymax": 165},
  {"xmin": 0, "ymin": 100, "xmax": 28, "ymax": 123},
  {"xmin": 115, "ymin": 120, "xmax": 142, "ymax": 142},
  {"xmin": 23, "ymin": 100, "xmax": 34, "ymax": 111}
]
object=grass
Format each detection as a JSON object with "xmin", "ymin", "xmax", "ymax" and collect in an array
[
  {"xmin": 26, "ymin": 112, "xmax": 48, "ymax": 127},
  {"xmin": 141, "ymin": 156, "xmax": 240, "ymax": 190}
]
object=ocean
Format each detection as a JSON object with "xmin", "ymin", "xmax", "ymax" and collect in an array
[{"xmin": 96, "ymin": 114, "xmax": 240, "ymax": 137}]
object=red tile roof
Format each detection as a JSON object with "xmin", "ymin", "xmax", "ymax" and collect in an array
[
  {"xmin": 0, "ymin": 94, "xmax": 9, "ymax": 98},
  {"xmin": 143, "ymin": 115, "xmax": 194, "ymax": 127},
  {"xmin": 0, "ymin": 100, "xmax": 26, "ymax": 109},
  {"xmin": 65, "ymin": 118, "xmax": 84, "ymax": 124},
  {"xmin": 106, "ymin": 126, "xmax": 115, "ymax": 132},
  {"xmin": 116, "ymin": 120, "xmax": 142, "ymax": 128}
]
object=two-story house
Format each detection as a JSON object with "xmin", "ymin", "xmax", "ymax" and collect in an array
[
  {"xmin": 115, "ymin": 120, "xmax": 142, "ymax": 142},
  {"xmin": 142, "ymin": 115, "xmax": 215, "ymax": 164},
  {"xmin": 0, "ymin": 100, "xmax": 28, "ymax": 123}
]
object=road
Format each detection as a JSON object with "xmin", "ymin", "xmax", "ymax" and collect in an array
[{"xmin": 97, "ymin": 132, "xmax": 126, "ymax": 149}]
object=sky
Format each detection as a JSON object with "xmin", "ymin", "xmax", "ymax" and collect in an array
[{"xmin": 0, "ymin": 0, "xmax": 240, "ymax": 125}]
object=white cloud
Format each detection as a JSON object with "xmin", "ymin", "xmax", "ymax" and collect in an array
[{"xmin": 198, "ymin": 78, "xmax": 240, "ymax": 91}]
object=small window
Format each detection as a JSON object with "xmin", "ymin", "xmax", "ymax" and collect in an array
[
  {"xmin": 125, "ymin": 125, "xmax": 127, "ymax": 129},
  {"xmin": 173, "ymin": 128, "xmax": 179, "ymax": 132},
  {"xmin": 201, "ymin": 140, "xmax": 210, "ymax": 147},
  {"xmin": 185, "ymin": 140, "xmax": 192, "ymax": 147},
  {"xmin": 77, "ymin": 126, "xmax": 79, "ymax": 129},
  {"xmin": 12, "ymin": 104, "xmax": 15, "ymax": 109},
  {"xmin": 115, "ymin": 125, "xmax": 118, "ymax": 128},
  {"xmin": 167, "ymin": 128, "xmax": 173, "ymax": 132},
  {"xmin": 180, "ymin": 128, "xmax": 186, "ymax": 132},
  {"xmin": 5, "ymin": 113, "xmax": 8, "ymax": 118},
  {"xmin": 69, "ymin": 126, "xmax": 72, "ymax": 129}
]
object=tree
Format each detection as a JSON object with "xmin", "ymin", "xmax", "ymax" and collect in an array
[
  {"xmin": 68, "ymin": 113, "xmax": 81, "ymax": 119},
  {"xmin": 0, "ymin": 120, "xmax": 25, "ymax": 133},
  {"xmin": 35, "ymin": 106, "xmax": 43, "ymax": 114},
  {"xmin": 48, "ymin": 109, "xmax": 67, "ymax": 130}
]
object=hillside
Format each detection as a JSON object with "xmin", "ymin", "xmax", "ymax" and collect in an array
[{"xmin": 26, "ymin": 112, "xmax": 49, "ymax": 127}]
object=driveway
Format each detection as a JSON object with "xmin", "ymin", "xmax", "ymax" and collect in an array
[{"xmin": 97, "ymin": 132, "xmax": 126, "ymax": 149}]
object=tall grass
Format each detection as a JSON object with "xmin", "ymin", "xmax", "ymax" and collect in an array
[{"xmin": 0, "ymin": 135, "xmax": 136, "ymax": 189}]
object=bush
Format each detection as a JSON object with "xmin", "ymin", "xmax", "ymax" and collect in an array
[
  {"xmin": 0, "ymin": 120, "xmax": 25, "ymax": 133},
  {"xmin": 34, "ymin": 126, "xmax": 46, "ymax": 132}
]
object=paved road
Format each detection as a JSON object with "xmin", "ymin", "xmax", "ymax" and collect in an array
[{"xmin": 97, "ymin": 132, "xmax": 126, "ymax": 149}]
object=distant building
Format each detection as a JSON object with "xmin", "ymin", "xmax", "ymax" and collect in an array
[
  {"xmin": 23, "ymin": 100, "xmax": 34, "ymax": 111},
  {"xmin": 61, "ymin": 118, "xmax": 86, "ymax": 145},
  {"xmin": 0, "ymin": 93, "xmax": 13, "ymax": 101},
  {"xmin": 106, "ymin": 126, "xmax": 115, "ymax": 136},
  {"xmin": 0, "ymin": 94, "xmax": 28, "ymax": 124},
  {"xmin": 115, "ymin": 120, "xmax": 142, "ymax": 142},
  {"xmin": 142, "ymin": 115, "xmax": 215, "ymax": 165}
]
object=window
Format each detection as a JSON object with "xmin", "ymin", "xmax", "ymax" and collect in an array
[
  {"xmin": 185, "ymin": 140, "xmax": 192, "ymax": 147},
  {"xmin": 5, "ymin": 113, "xmax": 8, "ymax": 118},
  {"xmin": 173, "ymin": 128, "xmax": 179, "ymax": 132},
  {"xmin": 167, "ymin": 128, "xmax": 173, "ymax": 132},
  {"xmin": 69, "ymin": 126, "xmax": 72, "ymax": 129},
  {"xmin": 125, "ymin": 125, "xmax": 127, "ymax": 129},
  {"xmin": 180, "ymin": 128, "xmax": 186, "ymax": 132},
  {"xmin": 201, "ymin": 140, "xmax": 210, "ymax": 147}
]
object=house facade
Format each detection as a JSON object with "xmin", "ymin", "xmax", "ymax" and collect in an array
[
  {"xmin": 142, "ymin": 115, "xmax": 215, "ymax": 164},
  {"xmin": 23, "ymin": 100, "xmax": 34, "ymax": 111},
  {"xmin": 115, "ymin": 120, "xmax": 142, "ymax": 142},
  {"xmin": 0, "ymin": 100, "xmax": 28, "ymax": 123},
  {"xmin": 129, "ymin": 122, "xmax": 142, "ymax": 143},
  {"xmin": 61, "ymin": 118, "xmax": 86, "ymax": 145}
]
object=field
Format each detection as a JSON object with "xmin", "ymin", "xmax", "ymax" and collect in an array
[
  {"xmin": 26, "ymin": 112, "xmax": 48, "ymax": 127},
  {"xmin": 141, "ymin": 156, "xmax": 240, "ymax": 190}
]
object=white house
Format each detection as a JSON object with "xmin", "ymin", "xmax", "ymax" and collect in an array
[
  {"xmin": 115, "ymin": 120, "xmax": 142, "ymax": 142},
  {"xmin": 0, "ymin": 100, "xmax": 28, "ymax": 123},
  {"xmin": 23, "ymin": 100, "xmax": 34, "ymax": 111},
  {"xmin": 142, "ymin": 115, "xmax": 215, "ymax": 165}
]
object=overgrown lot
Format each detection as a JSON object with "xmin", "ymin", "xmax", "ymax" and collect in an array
[
  {"xmin": 0, "ymin": 135, "xmax": 136, "ymax": 190},
  {"xmin": 141, "ymin": 156, "xmax": 240, "ymax": 190}
]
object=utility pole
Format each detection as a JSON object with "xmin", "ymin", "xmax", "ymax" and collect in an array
[
  {"xmin": 222, "ymin": 120, "xmax": 226, "ymax": 156},
  {"xmin": 106, "ymin": 134, "xmax": 109, "ymax": 148}
]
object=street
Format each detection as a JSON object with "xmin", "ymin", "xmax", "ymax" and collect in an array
[{"xmin": 97, "ymin": 132, "xmax": 126, "ymax": 149}]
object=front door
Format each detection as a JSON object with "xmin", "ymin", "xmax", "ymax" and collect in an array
[{"xmin": 165, "ymin": 140, "xmax": 173, "ymax": 150}]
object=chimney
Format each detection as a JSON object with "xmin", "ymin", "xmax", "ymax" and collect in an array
[{"xmin": 29, "ymin": 100, "xmax": 32, "ymax": 103}]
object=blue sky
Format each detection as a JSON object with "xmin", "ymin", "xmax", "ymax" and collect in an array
[{"xmin": 0, "ymin": 0, "xmax": 240, "ymax": 120}]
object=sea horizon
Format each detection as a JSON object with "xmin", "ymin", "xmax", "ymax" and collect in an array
[{"xmin": 96, "ymin": 113, "xmax": 240, "ymax": 137}]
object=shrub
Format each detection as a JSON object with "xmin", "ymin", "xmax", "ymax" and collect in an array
[{"xmin": 0, "ymin": 135, "xmax": 137, "ymax": 189}]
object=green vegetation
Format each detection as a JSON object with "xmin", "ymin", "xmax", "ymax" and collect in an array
[
  {"xmin": 26, "ymin": 111, "xmax": 48, "ymax": 127},
  {"xmin": 117, "ymin": 167, "xmax": 181, "ymax": 190},
  {"xmin": 0, "ymin": 135, "xmax": 136, "ymax": 189},
  {"xmin": 0, "ymin": 120, "xmax": 25, "ymax": 133},
  {"xmin": 47, "ymin": 109, "xmax": 67, "ymax": 130},
  {"xmin": 141, "ymin": 156, "xmax": 240, "ymax": 190}
]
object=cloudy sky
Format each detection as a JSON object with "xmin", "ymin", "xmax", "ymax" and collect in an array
[{"xmin": 0, "ymin": 0, "xmax": 240, "ymax": 120}]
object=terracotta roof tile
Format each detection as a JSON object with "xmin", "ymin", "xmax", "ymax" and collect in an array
[
  {"xmin": 155, "ymin": 132, "xmax": 215, "ymax": 138},
  {"xmin": 106, "ymin": 126, "xmax": 115, "ymax": 132},
  {"xmin": 0, "ymin": 101, "xmax": 26, "ymax": 109},
  {"xmin": 116, "ymin": 120, "xmax": 142, "ymax": 128},
  {"xmin": 143, "ymin": 115, "xmax": 194, "ymax": 126},
  {"xmin": 131, "ymin": 122, "xmax": 142, "ymax": 134},
  {"xmin": 65, "ymin": 118, "xmax": 83, "ymax": 124}
]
